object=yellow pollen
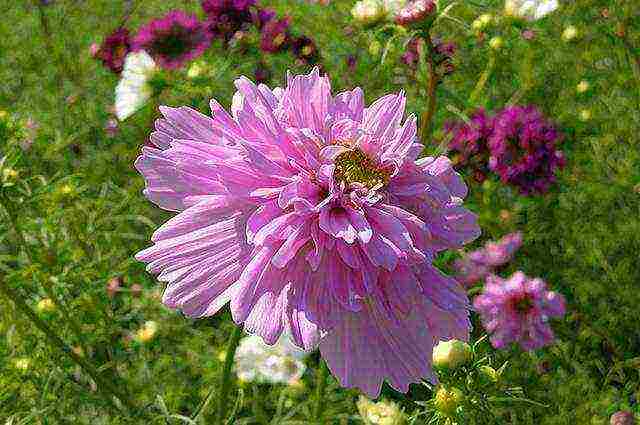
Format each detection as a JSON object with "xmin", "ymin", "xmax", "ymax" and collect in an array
[
  {"xmin": 301, "ymin": 45, "xmax": 313, "ymax": 56},
  {"xmin": 334, "ymin": 148, "xmax": 390, "ymax": 189}
]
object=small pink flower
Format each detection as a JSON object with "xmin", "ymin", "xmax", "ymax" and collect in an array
[
  {"xmin": 133, "ymin": 10, "xmax": 212, "ymax": 70},
  {"xmin": 474, "ymin": 272, "xmax": 566, "ymax": 350}
]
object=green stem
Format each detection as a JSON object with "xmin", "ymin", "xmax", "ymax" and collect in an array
[
  {"xmin": 216, "ymin": 325, "xmax": 243, "ymax": 425},
  {"xmin": 0, "ymin": 277, "xmax": 137, "ymax": 414},
  {"xmin": 313, "ymin": 360, "xmax": 329, "ymax": 424},
  {"xmin": 419, "ymin": 33, "xmax": 439, "ymax": 144}
]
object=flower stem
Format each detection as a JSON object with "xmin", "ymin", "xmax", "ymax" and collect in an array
[
  {"xmin": 419, "ymin": 33, "xmax": 439, "ymax": 144},
  {"xmin": 216, "ymin": 325, "xmax": 243, "ymax": 425},
  {"xmin": 0, "ymin": 277, "xmax": 137, "ymax": 414},
  {"xmin": 313, "ymin": 360, "xmax": 329, "ymax": 424}
]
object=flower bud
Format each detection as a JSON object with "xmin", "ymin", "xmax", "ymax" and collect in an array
[
  {"xmin": 36, "ymin": 298, "xmax": 55, "ymax": 314},
  {"xmin": 478, "ymin": 365, "xmax": 499, "ymax": 385},
  {"xmin": 434, "ymin": 386, "xmax": 463, "ymax": 417},
  {"xmin": 135, "ymin": 320, "xmax": 159, "ymax": 343},
  {"xmin": 489, "ymin": 36, "xmax": 504, "ymax": 50},
  {"xmin": 576, "ymin": 80, "xmax": 590, "ymax": 93},
  {"xmin": 13, "ymin": 357, "xmax": 31, "ymax": 372},
  {"xmin": 357, "ymin": 396, "xmax": 406, "ymax": 425},
  {"xmin": 610, "ymin": 411, "xmax": 636, "ymax": 425},
  {"xmin": 2, "ymin": 168, "xmax": 18, "ymax": 181},
  {"xmin": 130, "ymin": 283, "xmax": 143, "ymax": 298},
  {"xmin": 562, "ymin": 25, "xmax": 578, "ymax": 41},
  {"xmin": 106, "ymin": 277, "xmax": 121, "ymax": 298},
  {"xmin": 579, "ymin": 109, "xmax": 591, "ymax": 121},
  {"xmin": 472, "ymin": 13, "xmax": 492, "ymax": 30},
  {"xmin": 352, "ymin": 0, "xmax": 385, "ymax": 25},
  {"xmin": 432, "ymin": 339, "xmax": 472, "ymax": 369},
  {"xmin": 394, "ymin": 0, "xmax": 436, "ymax": 27}
]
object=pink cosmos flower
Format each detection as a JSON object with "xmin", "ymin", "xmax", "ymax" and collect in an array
[
  {"xmin": 132, "ymin": 10, "xmax": 212, "ymax": 70},
  {"xmin": 473, "ymin": 272, "xmax": 566, "ymax": 351},
  {"xmin": 135, "ymin": 68, "xmax": 480, "ymax": 397}
]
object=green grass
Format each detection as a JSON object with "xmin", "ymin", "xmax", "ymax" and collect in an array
[{"xmin": 1, "ymin": 0, "xmax": 639, "ymax": 423}]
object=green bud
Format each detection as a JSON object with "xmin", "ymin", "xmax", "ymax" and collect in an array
[{"xmin": 433, "ymin": 339, "xmax": 472, "ymax": 369}]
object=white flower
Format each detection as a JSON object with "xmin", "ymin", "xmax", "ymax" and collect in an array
[
  {"xmin": 234, "ymin": 332, "xmax": 309, "ymax": 384},
  {"xmin": 115, "ymin": 51, "xmax": 157, "ymax": 121},
  {"xmin": 505, "ymin": 0, "xmax": 558, "ymax": 21}
]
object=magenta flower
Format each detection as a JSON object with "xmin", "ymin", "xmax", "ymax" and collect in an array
[
  {"xmin": 260, "ymin": 17, "xmax": 291, "ymax": 53},
  {"xmin": 488, "ymin": 105, "xmax": 565, "ymax": 195},
  {"xmin": 203, "ymin": 0, "xmax": 257, "ymax": 42},
  {"xmin": 135, "ymin": 68, "xmax": 480, "ymax": 397},
  {"xmin": 445, "ymin": 109, "xmax": 493, "ymax": 183},
  {"xmin": 473, "ymin": 272, "xmax": 566, "ymax": 351},
  {"xmin": 132, "ymin": 11, "xmax": 212, "ymax": 70},
  {"xmin": 96, "ymin": 28, "xmax": 131, "ymax": 74}
]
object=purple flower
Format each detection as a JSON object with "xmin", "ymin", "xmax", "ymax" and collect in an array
[
  {"xmin": 474, "ymin": 272, "xmax": 566, "ymax": 351},
  {"xmin": 134, "ymin": 68, "xmax": 480, "ymax": 397},
  {"xmin": 96, "ymin": 28, "xmax": 131, "ymax": 74},
  {"xmin": 252, "ymin": 7, "xmax": 277, "ymax": 30},
  {"xmin": 454, "ymin": 232, "xmax": 523, "ymax": 285},
  {"xmin": 260, "ymin": 17, "xmax": 291, "ymax": 53},
  {"xmin": 488, "ymin": 105, "xmax": 565, "ymax": 195},
  {"xmin": 133, "ymin": 10, "xmax": 212, "ymax": 70},
  {"xmin": 202, "ymin": 0, "xmax": 256, "ymax": 41},
  {"xmin": 445, "ymin": 109, "xmax": 493, "ymax": 183}
]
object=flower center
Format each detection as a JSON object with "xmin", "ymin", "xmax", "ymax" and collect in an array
[
  {"xmin": 512, "ymin": 296, "xmax": 534, "ymax": 314},
  {"xmin": 152, "ymin": 26, "xmax": 195, "ymax": 59},
  {"xmin": 333, "ymin": 148, "xmax": 390, "ymax": 189}
]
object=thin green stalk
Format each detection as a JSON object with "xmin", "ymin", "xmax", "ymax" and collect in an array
[
  {"xmin": 0, "ymin": 277, "xmax": 137, "ymax": 414},
  {"xmin": 419, "ymin": 33, "xmax": 439, "ymax": 144},
  {"xmin": 1, "ymin": 194, "xmax": 88, "ymax": 350},
  {"xmin": 313, "ymin": 360, "xmax": 329, "ymax": 424},
  {"xmin": 216, "ymin": 325, "xmax": 243, "ymax": 425}
]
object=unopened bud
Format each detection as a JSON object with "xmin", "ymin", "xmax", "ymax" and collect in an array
[
  {"xmin": 36, "ymin": 298, "xmax": 55, "ymax": 314},
  {"xmin": 130, "ymin": 283, "xmax": 143, "ymax": 298},
  {"xmin": 478, "ymin": 365, "xmax": 499, "ymax": 385},
  {"xmin": 395, "ymin": 0, "xmax": 436, "ymax": 26},
  {"xmin": 432, "ymin": 339, "xmax": 472, "ymax": 369},
  {"xmin": 352, "ymin": 0, "xmax": 385, "ymax": 25},
  {"xmin": 106, "ymin": 277, "xmax": 121, "ymax": 298},
  {"xmin": 489, "ymin": 36, "xmax": 504, "ymax": 50},
  {"xmin": 610, "ymin": 411, "xmax": 636, "ymax": 425},
  {"xmin": 576, "ymin": 80, "xmax": 590, "ymax": 93},
  {"xmin": 562, "ymin": 25, "xmax": 578, "ymax": 41}
]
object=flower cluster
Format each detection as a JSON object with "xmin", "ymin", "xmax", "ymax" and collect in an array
[
  {"xmin": 446, "ymin": 106, "xmax": 565, "ymax": 195},
  {"xmin": 473, "ymin": 272, "xmax": 566, "ymax": 350},
  {"xmin": 133, "ymin": 10, "xmax": 212, "ymax": 70},
  {"xmin": 234, "ymin": 333, "xmax": 307, "ymax": 384},
  {"xmin": 95, "ymin": 28, "xmax": 132, "ymax": 74},
  {"xmin": 489, "ymin": 106, "xmax": 566, "ymax": 195},
  {"xmin": 135, "ymin": 68, "xmax": 480, "ymax": 397},
  {"xmin": 454, "ymin": 231, "xmax": 523, "ymax": 286}
]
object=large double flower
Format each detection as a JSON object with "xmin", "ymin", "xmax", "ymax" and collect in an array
[{"xmin": 135, "ymin": 68, "xmax": 480, "ymax": 396}]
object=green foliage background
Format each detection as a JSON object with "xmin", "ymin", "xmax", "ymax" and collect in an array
[{"xmin": 0, "ymin": 0, "xmax": 639, "ymax": 423}]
